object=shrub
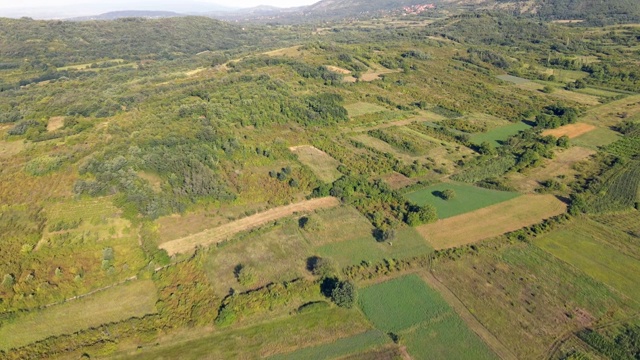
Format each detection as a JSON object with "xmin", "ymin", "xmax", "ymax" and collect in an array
[{"xmin": 331, "ymin": 280, "xmax": 357, "ymax": 308}]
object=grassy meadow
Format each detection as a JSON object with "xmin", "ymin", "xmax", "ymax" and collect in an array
[{"xmin": 470, "ymin": 122, "xmax": 532, "ymax": 147}]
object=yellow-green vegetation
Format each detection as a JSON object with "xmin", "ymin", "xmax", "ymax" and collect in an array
[
  {"xmin": 536, "ymin": 219, "xmax": 640, "ymax": 303},
  {"xmin": 0, "ymin": 280, "xmax": 157, "ymax": 351},
  {"xmin": 290, "ymin": 145, "xmax": 342, "ymax": 183},
  {"xmin": 344, "ymin": 102, "xmax": 388, "ymax": 117},
  {"xmin": 405, "ymin": 183, "xmax": 520, "ymax": 219},
  {"xmin": 359, "ymin": 275, "xmax": 497, "ymax": 359},
  {"xmin": 301, "ymin": 206, "xmax": 375, "ymax": 246},
  {"xmin": 470, "ymin": 122, "xmax": 532, "ymax": 146},
  {"xmin": 572, "ymin": 127, "xmax": 621, "ymax": 149},
  {"xmin": 269, "ymin": 330, "xmax": 390, "ymax": 360},
  {"xmin": 115, "ymin": 307, "xmax": 372, "ymax": 360}
]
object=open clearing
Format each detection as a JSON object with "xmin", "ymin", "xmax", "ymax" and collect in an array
[
  {"xmin": 351, "ymin": 133, "xmax": 418, "ymax": 163},
  {"xmin": 416, "ymin": 195, "xmax": 566, "ymax": 250},
  {"xmin": 470, "ymin": 122, "xmax": 532, "ymax": 146},
  {"xmin": 542, "ymin": 123, "xmax": 597, "ymax": 139},
  {"xmin": 572, "ymin": 127, "xmax": 621, "ymax": 149},
  {"xmin": 517, "ymin": 82, "xmax": 601, "ymax": 106},
  {"xmin": 536, "ymin": 220, "xmax": 640, "ymax": 303},
  {"xmin": 359, "ymin": 274, "xmax": 497, "ymax": 359},
  {"xmin": 263, "ymin": 45, "xmax": 303, "ymax": 58},
  {"xmin": 46, "ymin": 116, "xmax": 65, "ymax": 132},
  {"xmin": 496, "ymin": 74, "xmax": 530, "ymax": 84},
  {"xmin": 593, "ymin": 211, "xmax": 640, "ymax": 238},
  {"xmin": 0, "ymin": 280, "xmax": 157, "ymax": 351},
  {"xmin": 269, "ymin": 330, "xmax": 390, "ymax": 360},
  {"xmin": 116, "ymin": 307, "xmax": 371, "ymax": 360},
  {"xmin": 0, "ymin": 140, "xmax": 25, "ymax": 158},
  {"xmin": 381, "ymin": 172, "xmax": 416, "ymax": 189},
  {"xmin": 344, "ymin": 102, "xmax": 388, "ymax": 117},
  {"xmin": 159, "ymin": 197, "xmax": 340, "ymax": 255},
  {"xmin": 290, "ymin": 145, "xmax": 342, "ymax": 183},
  {"xmin": 325, "ymin": 65, "xmax": 351, "ymax": 74},
  {"xmin": 317, "ymin": 227, "xmax": 433, "ymax": 268},
  {"xmin": 302, "ymin": 205, "xmax": 374, "ymax": 246},
  {"xmin": 434, "ymin": 243, "xmax": 634, "ymax": 359},
  {"xmin": 508, "ymin": 147, "xmax": 595, "ymax": 193},
  {"xmin": 580, "ymin": 94, "xmax": 640, "ymax": 127},
  {"xmin": 405, "ymin": 183, "xmax": 520, "ymax": 219}
]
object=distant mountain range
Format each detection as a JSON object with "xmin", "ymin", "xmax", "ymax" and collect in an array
[{"xmin": 69, "ymin": 11, "xmax": 185, "ymax": 21}]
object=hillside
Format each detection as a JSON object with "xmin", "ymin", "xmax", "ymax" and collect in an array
[{"xmin": 69, "ymin": 11, "xmax": 185, "ymax": 21}]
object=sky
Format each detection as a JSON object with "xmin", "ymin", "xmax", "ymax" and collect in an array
[{"xmin": 0, "ymin": 0, "xmax": 318, "ymax": 10}]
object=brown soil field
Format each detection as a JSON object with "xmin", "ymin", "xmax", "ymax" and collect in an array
[
  {"xmin": 509, "ymin": 147, "xmax": 595, "ymax": 193},
  {"xmin": 542, "ymin": 123, "xmax": 597, "ymax": 139},
  {"xmin": 47, "ymin": 116, "xmax": 65, "ymax": 132},
  {"xmin": 290, "ymin": 145, "xmax": 342, "ymax": 183},
  {"xmin": 159, "ymin": 197, "xmax": 340, "ymax": 255},
  {"xmin": 416, "ymin": 195, "xmax": 567, "ymax": 250}
]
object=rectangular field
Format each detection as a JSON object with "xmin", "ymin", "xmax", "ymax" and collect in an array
[
  {"xmin": 516, "ymin": 82, "xmax": 601, "ymax": 106},
  {"xmin": 290, "ymin": 145, "xmax": 342, "ymax": 183},
  {"xmin": 470, "ymin": 122, "xmax": 532, "ymax": 147},
  {"xmin": 316, "ymin": 227, "xmax": 433, "ymax": 268},
  {"xmin": 302, "ymin": 205, "xmax": 375, "ymax": 246},
  {"xmin": 580, "ymin": 95, "xmax": 640, "ymax": 127},
  {"xmin": 344, "ymin": 102, "xmax": 388, "ymax": 117},
  {"xmin": 496, "ymin": 74, "xmax": 530, "ymax": 84},
  {"xmin": 0, "ymin": 280, "xmax": 157, "ymax": 351},
  {"xmin": 416, "ymin": 195, "xmax": 566, "ymax": 250},
  {"xmin": 405, "ymin": 183, "xmax": 520, "ymax": 219},
  {"xmin": 571, "ymin": 127, "xmax": 621, "ymax": 149},
  {"xmin": 542, "ymin": 123, "xmax": 596, "ymax": 139},
  {"xmin": 268, "ymin": 330, "xmax": 390, "ymax": 360},
  {"xmin": 536, "ymin": 222, "xmax": 640, "ymax": 303},
  {"xmin": 359, "ymin": 274, "xmax": 452, "ymax": 332}
]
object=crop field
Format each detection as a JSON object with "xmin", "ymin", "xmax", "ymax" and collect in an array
[
  {"xmin": 416, "ymin": 195, "xmax": 566, "ymax": 249},
  {"xmin": 605, "ymin": 136, "xmax": 640, "ymax": 158},
  {"xmin": 536, "ymin": 223, "xmax": 640, "ymax": 304},
  {"xmin": 269, "ymin": 330, "xmax": 390, "ymax": 360},
  {"xmin": 116, "ymin": 307, "xmax": 372, "ymax": 360},
  {"xmin": 404, "ymin": 314, "xmax": 497, "ymax": 360},
  {"xmin": 580, "ymin": 95, "xmax": 640, "ymax": 127},
  {"xmin": 359, "ymin": 274, "xmax": 497, "ymax": 359},
  {"xmin": 0, "ymin": 280, "xmax": 157, "ymax": 351},
  {"xmin": 302, "ymin": 206, "xmax": 375, "ymax": 246},
  {"xmin": 508, "ymin": 147, "xmax": 595, "ymax": 192},
  {"xmin": 203, "ymin": 219, "xmax": 311, "ymax": 297},
  {"xmin": 541, "ymin": 123, "xmax": 597, "ymax": 139},
  {"xmin": 405, "ymin": 183, "xmax": 520, "ymax": 219},
  {"xmin": 571, "ymin": 127, "xmax": 621, "ymax": 149},
  {"xmin": 434, "ymin": 243, "xmax": 635, "ymax": 359},
  {"xmin": 586, "ymin": 160, "xmax": 640, "ymax": 213},
  {"xmin": 516, "ymin": 82, "xmax": 601, "ymax": 106},
  {"xmin": 592, "ymin": 211, "xmax": 640, "ymax": 238},
  {"xmin": 496, "ymin": 74, "xmax": 530, "ymax": 84},
  {"xmin": 344, "ymin": 102, "xmax": 388, "ymax": 117},
  {"xmin": 159, "ymin": 197, "xmax": 340, "ymax": 255},
  {"xmin": 316, "ymin": 227, "xmax": 433, "ymax": 268},
  {"xmin": 359, "ymin": 274, "xmax": 452, "ymax": 332},
  {"xmin": 290, "ymin": 145, "xmax": 342, "ymax": 183},
  {"xmin": 470, "ymin": 122, "xmax": 532, "ymax": 146}
]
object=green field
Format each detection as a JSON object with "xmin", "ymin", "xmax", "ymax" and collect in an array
[
  {"xmin": 404, "ymin": 183, "xmax": 520, "ymax": 219},
  {"xmin": 470, "ymin": 122, "xmax": 532, "ymax": 146},
  {"xmin": 344, "ymin": 102, "xmax": 388, "ymax": 117},
  {"xmin": 405, "ymin": 314, "xmax": 497, "ymax": 360},
  {"xmin": 116, "ymin": 307, "xmax": 372, "ymax": 360},
  {"xmin": 316, "ymin": 227, "xmax": 433, "ymax": 268},
  {"xmin": 0, "ymin": 280, "xmax": 157, "ymax": 351},
  {"xmin": 572, "ymin": 127, "xmax": 622, "ymax": 149},
  {"xmin": 359, "ymin": 274, "xmax": 451, "ymax": 332},
  {"xmin": 536, "ymin": 222, "xmax": 640, "ymax": 304},
  {"xmin": 303, "ymin": 206, "xmax": 375, "ymax": 246},
  {"xmin": 496, "ymin": 74, "xmax": 530, "ymax": 84},
  {"xmin": 269, "ymin": 330, "xmax": 390, "ymax": 360}
]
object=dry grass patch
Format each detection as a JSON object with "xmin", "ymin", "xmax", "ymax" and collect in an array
[
  {"xmin": 290, "ymin": 145, "xmax": 342, "ymax": 183},
  {"xmin": 47, "ymin": 116, "xmax": 65, "ymax": 132},
  {"xmin": 509, "ymin": 147, "xmax": 595, "ymax": 193},
  {"xmin": 516, "ymin": 82, "xmax": 601, "ymax": 106},
  {"xmin": 416, "ymin": 195, "xmax": 567, "ymax": 250},
  {"xmin": 159, "ymin": 197, "xmax": 340, "ymax": 255},
  {"xmin": 344, "ymin": 102, "xmax": 388, "ymax": 118},
  {"xmin": 580, "ymin": 95, "xmax": 640, "ymax": 127},
  {"xmin": 138, "ymin": 171, "xmax": 163, "ymax": 192},
  {"xmin": 263, "ymin": 45, "xmax": 303, "ymax": 58},
  {"xmin": 325, "ymin": 65, "xmax": 351, "ymax": 74},
  {"xmin": 381, "ymin": 172, "xmax": 416, "ymax": 189},
  {"xmin": 542, "ymin": 123, "xmax": 597, "ymax": 139},
  {"xmin": 0, "ymin": 280, "xmax": 157, "ymax": 351},
  {"xmin": 0, "ymin": 140, "xmax": 25, "ymax": 158}
]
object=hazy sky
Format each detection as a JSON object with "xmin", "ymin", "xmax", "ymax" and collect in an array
[{"xmin": 0, "ymin": 0, "xmax": 318, "ymax": 9}]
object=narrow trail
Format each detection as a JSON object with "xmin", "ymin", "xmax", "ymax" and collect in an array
[{"xmin": 420, "ymin": 271, "xmax": 518, "ymax": 360}]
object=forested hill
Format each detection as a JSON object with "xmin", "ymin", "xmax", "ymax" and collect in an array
[
  {"xmin": 0, "ymin": 17, "xmax": 294, "ymax": 65},
  {"xmin": 535, "ymin": 0, "xmax": 640, "ymax": 25}
]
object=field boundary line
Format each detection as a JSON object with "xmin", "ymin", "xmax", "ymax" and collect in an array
[
  {"xmin": 159, "ymin": 197, "xmax": 340, "ymax": 255},
  {"xmin": 420, "ymin": 271, "xmax": 518, "ymax": 360}
]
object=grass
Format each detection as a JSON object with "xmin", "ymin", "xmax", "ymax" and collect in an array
[
  {"xmin": 268, "ymin": 330, "xmax": 390, "ymax": 360},
  {"xmin": 302, "ymin": 206, "xmax": 375, "ymax": 246},
  {"xmin": 571, "ymin": 127, "xmax": 621, "ymax": 149},
  {"xmin": 542, "ymin": 123, "xmax": 596, "ymax": 139},
  {"xmin": 316, "ymin": 227, "xmax": 433, "ymax": 268},
  {"xmin": 416, "ymin": 195, "xmax": 567, "ymax": 250},
  {"xmin": 470, "ymin": 122, "xmax": 532, "ymax": 147},
  {"xmin": 536, "ymin": 221, "xmax": 640, "ymax": 303},
  {"xmin": 358, "ymin": 274, "xmax": 451, "ymax": 332},
  {"xmin": 344, "ymin": 102, "xmax": 388, "ymax": 117},
  {"xmin": 496, "ymin": 74, "xmax": 530, "ymax": 84},
  {"xmin": 290, "ymin": 145, "xmax": 342, "ymax": 183},
  {"xmin": 575, "ymin": 87, "xmax": 625, "ymax": 98},
  {"xmin": 434, "ymin": 243, "xmax": 635, "ymax": 359},
  {"xmin": 404, "ymin": 314, "xmax": 497, "ymax": 360},
  {"xmin": 0, "ymin": 280, "xmax": 157, "ymax": 351},
  {"xmin": 517, "ymin": 82, "xmax": 601, "ymax": 106},
  {"xmin": 0, "ymin": 140, "xmax": 25, "ymax": 158},
  {"xmin": 592, "ymin": 211, "xmax": 640, "ymax": 238},
  {"xmin": 580, "ymin": 94, "xmax": 640, "ymax": 127},
  {"xmin": 404, "ymin": 183, "xmax": 520, "ymax": 219},
  {"xmin": 114, "ymin": 307, "xmax": 371, "ymax": 360}
]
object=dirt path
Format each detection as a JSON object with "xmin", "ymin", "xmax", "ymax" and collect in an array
[
  {"xmin": 420, "ymin": 272, "xmax": 518, "ymax": 360},
  {"xmin": 159, "ymin": 197, "xmax": 340, "ymax": 256},
  {"xmin": 399, "ymin": 345, "xmax": 413, "ymax": 360}
]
